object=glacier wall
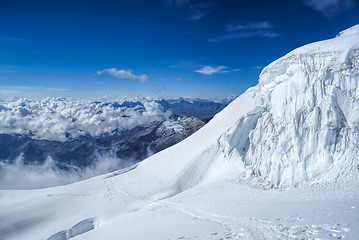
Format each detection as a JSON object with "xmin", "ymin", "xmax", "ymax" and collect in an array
[{"xmin": 219, "ymin": 25, "xmax": 359, "ymax": 188}]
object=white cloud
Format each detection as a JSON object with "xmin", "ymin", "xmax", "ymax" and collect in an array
[
  {"xmin": 97, "ymin": 68, "xmax": 149, "ymax": 83},
  {"xmin": 302, "ymin": 0, "xmax": 353, "ymax": 16},
  {"xmin": 195, "ymin": 66, "xmax": 227, "ymax": 75},
  {"xmin": 0, "ymin": 97, "xmax": 170, "ymax": 142},
  {"xmin": 210, "ymin": 21, "xmax": 278, "ymax": 42}
]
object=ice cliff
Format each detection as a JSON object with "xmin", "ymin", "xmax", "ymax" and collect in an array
[{"xmin": 223, "ymin": 24, "xmax": 359, "ymax": 188}]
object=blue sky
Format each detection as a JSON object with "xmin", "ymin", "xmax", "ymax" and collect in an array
[{"xmin": 0, "ymin": 0, "xmax": 358, "ymax": 99}]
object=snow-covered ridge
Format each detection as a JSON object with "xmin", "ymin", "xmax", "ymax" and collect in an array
[
  {"xmin": 337, "ymin": 24, "xmax": 359, "ymax": 37},
  {"xmin": 260, "ymin": 24, "xmax": 359, "ymax": 86}
]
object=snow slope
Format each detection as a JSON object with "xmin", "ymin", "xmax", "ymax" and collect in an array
[{"xmin": 1, "ymin": 25, "xmax": 359, "ymax": 240}]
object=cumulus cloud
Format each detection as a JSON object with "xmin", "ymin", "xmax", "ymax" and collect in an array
[
  {"xmin": 0, "ymin": 97, "xmax": 171, "ymax": 142},
  {"xmin": 97, "ymin": 68, "xmax": 149, "ymax": 83},
  {"xmin": 302, "ymin": 0, "xmax": 354, "ymax": 16},
  {"xmin": 195, "ymin": 66, "xmax": 227, "ymax": 75},
  {"xmin": 210, "ymin": 21, "xmax": 278, "ymax": 42}
]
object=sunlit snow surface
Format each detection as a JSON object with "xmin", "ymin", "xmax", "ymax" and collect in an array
[
  {"xmin": 1, "ymin": 176, "xmax": 357, "ymax": 240},
  {"xmin": 1, "ymin": 25, "xmax": 359, "ymax": 239}
]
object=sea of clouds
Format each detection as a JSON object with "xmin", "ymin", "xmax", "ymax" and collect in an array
[
  {"xmin": 0, "ymin": 96, "xmax": 231, "ymax": 189},
  {"xmin": 0, "ymin": 97, "xmax": 171, "ymax": 142},
  {"xmin": 0, "ymin": 97, "xmax": 171, "ymax": 189}
]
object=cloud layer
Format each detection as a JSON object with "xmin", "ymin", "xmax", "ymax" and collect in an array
[
  {"xmin": 0, "ymin": 97, "xmax": 170, "ymax": 142},
  {"xmin": 195, "ymin": 66, "xmax": 227, "ymax": 75},
  {"xmin": 97, "ymin": 68, "xmax": 149, "ymax": 82}
]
